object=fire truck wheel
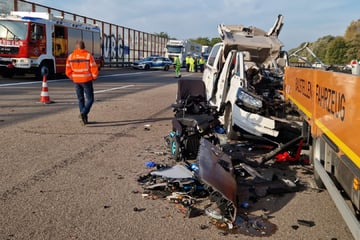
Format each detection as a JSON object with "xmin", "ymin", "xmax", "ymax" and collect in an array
[
  {"xmin": 2, "ymin": 70, "xmax": 14, "ymax": 78},
  {"xmin": 36, "ymin": 61, "xmax": 54, "ymax": 80}
]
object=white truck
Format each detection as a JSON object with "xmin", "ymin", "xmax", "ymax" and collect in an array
[
  {"xmin": 202, "ymin": 15, "xmax": 293, "ymax": 140},
  {"xmin": 165, "ymin": 39, "xmax": 202, "ymax": 67}
]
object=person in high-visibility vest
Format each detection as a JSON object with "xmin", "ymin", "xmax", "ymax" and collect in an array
[
  {"xmin": 185, "ymin": 55, "xmax": 191, "ymax": 72},
  {"xmin": 66, "ymin": 40, "xmax": 99, "ymax": 125},
  {"xmin": 174, "ymin": 56, "xmax": 182, "ymax": 78},
  {"xmin": 199, "ymin": 56, "xmax": 206, "ymax": 73},
  {"xmin": 194, "ymin": 56, "xmax": 198, "ymax": 72},
  {"xmin": 189, "ymin": 56, "xmax": 195, "ymax": 72}
]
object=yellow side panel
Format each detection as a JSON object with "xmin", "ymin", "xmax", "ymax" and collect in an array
[{"xmin": 285, "ymin": 67, "xmax": 360, "ymax": 168}]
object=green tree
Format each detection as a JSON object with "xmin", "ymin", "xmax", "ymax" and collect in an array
[
  {"xmin": 344, "ymin": 19, "xmax": 360, "ymax": 41},
  {"xmin": 325, "ymin": 37, "xmax": 347, "ymax": 64},
  {"xmin": 189, "ymin": 37, "xmax": 221, "ymax": 47},
  {"xmin": 209, "ymin": 37, "xmax": 222, "ymax": 46},
  {"xmin": 190, "ymin": 37, "xmax": 211, "ymax": 46},
  {"xmin": 311, "ymin": 35, "xmax": 334, "ymax": 62},
  {"xmin": 345, "ymin": 33, "xmax": 360, "ymax": 62},
  {"xmin": 154, "ymin": 32, "xmax": 170, "ymax": 39}
]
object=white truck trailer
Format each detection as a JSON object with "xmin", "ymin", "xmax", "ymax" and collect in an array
[{"xmin": 165, "ymin": 39, "xmax": 202, "ymax": 67}]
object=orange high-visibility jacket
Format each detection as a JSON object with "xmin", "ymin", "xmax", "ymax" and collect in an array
[{"xmin": 66, "ymin": 49, "xmax": 99, "ymax": 83}]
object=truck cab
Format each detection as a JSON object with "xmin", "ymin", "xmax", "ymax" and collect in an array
[{"xmin": 202, "ymin": 15, "xmax": 294, "ymax": 140}]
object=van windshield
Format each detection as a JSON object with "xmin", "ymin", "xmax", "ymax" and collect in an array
[{"xmin": 0, "ymin": 20, "xmax": 28, "ymax": 40}]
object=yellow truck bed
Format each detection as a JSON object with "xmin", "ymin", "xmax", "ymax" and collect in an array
[{"xmin": 285, "ymin": 67, "xmax": 360, "ymax": 168}]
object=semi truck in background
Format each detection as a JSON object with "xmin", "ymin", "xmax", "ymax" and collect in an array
[
  {"xmin": 0, "ymin": 11, "xmax": 103, "ymax": 78},
  {"xmin": 164, "ymin": 39, "xmax": 202, "ymax": 67}
]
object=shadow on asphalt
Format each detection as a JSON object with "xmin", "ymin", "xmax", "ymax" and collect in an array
[{"xmin": 86, "ymin": 117, "xmax": 173, "ymax": 127}]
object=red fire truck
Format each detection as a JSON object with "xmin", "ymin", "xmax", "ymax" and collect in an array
[{"xmin": 0, "ymin": 11, "xmax": 103, "ymax": 78}]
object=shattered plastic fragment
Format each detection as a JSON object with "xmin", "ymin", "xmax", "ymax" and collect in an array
[
  {"xmin": 291, "ymin": 225, "xmax": 299, "ymax": 230},
  {"xmin": 199, "ymin": 224, "xmax": 208, "ymax": 230},
  {"xmin": 240, "ymin": 201, "xmax": 249, "ymax": 209},
  {"xmin": 186, "ymin": 206, "xmax": 204, "ymax": 218},
  {"xmin": 297, "ymin": 219, "xmax": 315, "ymax": 227},
  {"xmin": 145, "ymin": 161, "xmax": 156, "ymax": 168},
  {"xmin": 141, "ymin": 193, "xmax": 149, "ymax": 198},
  {"xmin": 133, "ymin": 207, "xmax": 146, "ymax": 212},
  {"xmin": 150, "ymin": 164, "xmax": 194, "ymax": 179}
]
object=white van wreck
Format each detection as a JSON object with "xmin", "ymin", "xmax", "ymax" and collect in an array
[{"xmin": 202, "ymin": 15, "xmax": 297, "ymax": 140}]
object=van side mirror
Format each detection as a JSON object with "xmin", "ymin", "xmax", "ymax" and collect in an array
[{"xmin": 277, "ymin": 58, "xmax": 286, "ymax": 68}]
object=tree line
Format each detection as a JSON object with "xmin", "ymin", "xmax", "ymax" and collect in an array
[{"xmin": 288, "ymin": 19, "xmax": 360, "ymax": 65}]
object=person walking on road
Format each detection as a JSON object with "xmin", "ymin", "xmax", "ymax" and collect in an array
[
  {"xmin": 66, "ymin": 40, "xmax": 99, "ymax": 125},
  {"xmin": 173, "ymin": 56, "xmax": 182, "ymax": 78}
]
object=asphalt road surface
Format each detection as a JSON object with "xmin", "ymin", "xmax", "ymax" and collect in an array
[{"xmin": 0, "ymin": 69, "xmax": 354, "ymax": 240}]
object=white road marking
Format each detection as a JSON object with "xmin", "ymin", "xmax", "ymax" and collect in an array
[
  {"xmin": 0, "ymin": 79, "xmax": 65, "ymax": 87},
  {"xmin": 94, "ymin": 85, "xmax": 134, "ymax": 93},
  {"xmin": 0, "ymin": 71, "xmax": 151, "ymax": 87}
]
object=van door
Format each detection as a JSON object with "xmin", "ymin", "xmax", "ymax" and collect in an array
[
  {"xmin": 214, "ymin": 50, "xmax": 237, "ymax": 109},
  {"xmin": 202, "ymin": 43, "xmax": 223, "ymax": 103}
]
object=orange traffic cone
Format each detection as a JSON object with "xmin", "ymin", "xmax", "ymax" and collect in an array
[{"xmin": 39, "ymin": 75, "xmax": 52, "ymax": 104}]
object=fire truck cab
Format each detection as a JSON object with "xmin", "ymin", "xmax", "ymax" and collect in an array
[{"xmin": 0, "ymin": 11, "xmax": 102, "ymax": 78}]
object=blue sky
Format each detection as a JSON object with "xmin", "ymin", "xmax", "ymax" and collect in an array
[{"xmin": 31, "ymin": 0, "xmax": 359, "ymax": 50}]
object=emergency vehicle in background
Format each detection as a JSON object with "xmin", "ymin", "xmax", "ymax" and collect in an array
[
  {"xmin": 0, "ymin": 11, "xmax": 103, "ymax": 78},
  {"xmin": 164, "ymin": 39, "xmax": 202, "ymax": 67}
]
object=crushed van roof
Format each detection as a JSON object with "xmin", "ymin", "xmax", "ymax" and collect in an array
[{"xmin": 218, "ymin": 15, "xmax": 284, "ymax": 64}]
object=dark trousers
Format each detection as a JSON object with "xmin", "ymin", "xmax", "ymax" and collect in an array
[
  {"xmin": 200, "ymin": 64, "xmax": 204, "ymax": 73},
  {"xmin": 75, "ymin": 81, "xmax": 94, "ymax": 115}
]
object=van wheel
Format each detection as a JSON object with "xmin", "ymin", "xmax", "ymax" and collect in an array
[
  {"xmin": 144, "ymin": 65, "xmax": 150, "ymax": 70},
  {"xmin": 224, "ymin": 105, "xmax": 237, "ymax": 140}
]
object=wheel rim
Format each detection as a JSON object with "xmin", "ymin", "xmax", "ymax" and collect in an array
[{"xmin": 171, "ymin": 141, "xmax": 177, "ymax": 155}]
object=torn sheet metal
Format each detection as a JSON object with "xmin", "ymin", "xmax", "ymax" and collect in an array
[
  {"xmin": 197, "ymin": 138, "xmax": 237, "ymax": 221},
  {"xmin": 150, "ymin": 164, "xmax": 194, "ymax": 179}
]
